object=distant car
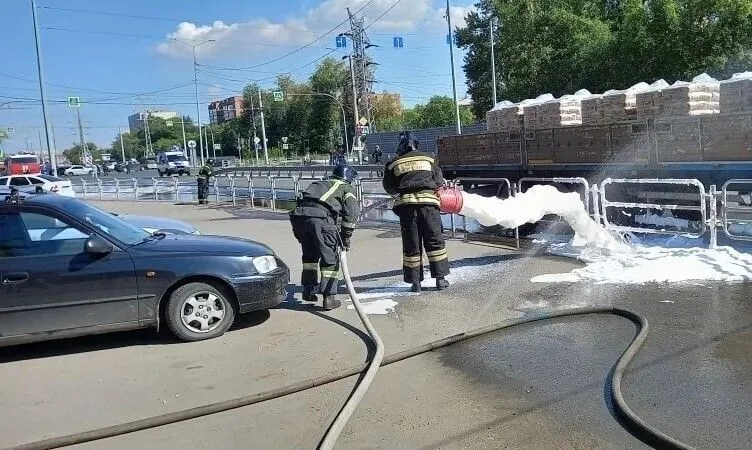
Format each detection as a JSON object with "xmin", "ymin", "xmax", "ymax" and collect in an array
[
  {"xmin": 0, "ymin": 174, "xmax": 75, "ymax": 198},
  {"xmin": 156, "ymin": 151, "xmax": 191, "ymax": 176},
  {"xmin": 105, "ymin": 162, "xmax": 116, "ymax": 171},
  {"xmin": 65, "ymin": 165, "xmax": 93, "ymax": 176},
  {"xmin": 140, "ymin": 159, "xmax": 158, "ymax": 171},
  {"xmin": 0, "ymin": 190, "xmax": 289, "ymax": 346}
]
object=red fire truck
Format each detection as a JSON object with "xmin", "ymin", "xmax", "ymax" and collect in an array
[{"xmin": 3, "ymin": 153, "xmax": 41, "ymax": 175}]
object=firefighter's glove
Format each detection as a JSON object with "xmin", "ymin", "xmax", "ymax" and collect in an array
[{"xmin": 340, "ymin": 233, "xmax": 352, "ymax": 251}]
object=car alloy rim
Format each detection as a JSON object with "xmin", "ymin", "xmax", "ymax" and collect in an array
[{"xmin": 180, "ymin": 291, "xmax": 227, "ymax": 333}]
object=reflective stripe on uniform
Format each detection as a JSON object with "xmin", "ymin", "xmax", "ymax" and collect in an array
[
  {"xmin": 320, "ymin": 269, "xmax": 340, "ymax": 278},
  {"xmin": 341, "ymin": 221, "xmax": 357, "ymax": 229},
  {"xmin": 394, "ymin": 191, "xmax": 440, "ymax": 207},
  {"xmin": 302, "ymin": 263, "xmax": 319, "ymax": 270},
  {"xmin": 344, "ymin": 192, "xmax": 357, "ymax": 201},
  {"xmin": 402, "ymin": 254, "xmax": 422, "ymax": 268},
  {"xmin": 387, "ymin": 155, "xmax": 434, "ymax": 172},
  {"xmin": 426, "ymin": 249, "xmax": 448, "ymax": 262},
  {"xmin": 390, "ymin": 156, "xmax": 434, "ymax": 177},
  {"xmin": 319, "ymin": 180, "xmax": 345, "ymax": 202}
]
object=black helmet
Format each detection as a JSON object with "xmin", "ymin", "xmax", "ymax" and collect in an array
[
  {"xmin": 397, "ymin": 131, "xmax": 418, "ymax": 155},
  {"xmin": 206, "ymin": 159, "xmax": 214, "ymax": 166},
  {"xmin": 332, "ymin": 164, "xmax": 358, "ymax": 184}
]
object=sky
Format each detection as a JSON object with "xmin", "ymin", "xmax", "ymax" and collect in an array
[{"xmin": 0, "ymin": 0, "xmax": 476, "ymax": 154}]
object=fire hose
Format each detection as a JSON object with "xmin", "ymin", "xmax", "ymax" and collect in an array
[{"xmin": 9, "ymin": 187, "xmax": 694, "ymax": 450}]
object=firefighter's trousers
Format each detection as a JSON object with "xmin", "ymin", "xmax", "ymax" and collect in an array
[
  {"xmin": 197, "ymin": 178, "xmax": 209, "ymax": 204},
  {"xmin": 290, "ymin": 215, "xmax": 341, "ymax": 296},
  {"xmin": 394, "ymin": 204, "xmax": 450, "ymax": 284}
]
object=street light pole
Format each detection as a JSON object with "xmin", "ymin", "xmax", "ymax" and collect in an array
[
  {"xmin": 446, "ymin": 0, "xmax": 462, "ymax": 135},
  {"xmin": 180, "ymin": 116, "xmax": 188, "ymax": 155},
  {"xmin": 490, "ymin": 17, "xmax": 498, "ymax": 107},
  {"xmin": 343, "ymin": 54, "xmax": 360, "ymax": 158},
  {"xmin": 172, "ymin": 38, "xmax": 215, "ymax": 167},
  {"xmin": 119, "ymin": 126, "xmax": 126, "ymax": 162},
  {"xmin": 30, "ymin": 0, "xmax": 57, "ymax": 174},
  {"xmin": 258, "ymin": 87, "xmax": 269, "ymax": 165}
]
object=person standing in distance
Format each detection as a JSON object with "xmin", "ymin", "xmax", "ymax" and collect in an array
[
  {"xmin": 289, "ymin": 164, "xmax": 360, "ymax": 310},
  {"xmin": 196, "ymin": 158, "xmax": 215, "ymax": 205},
  {"xmin": 383, "ymin": 131, "xmax": 450, "ymax": 292}
]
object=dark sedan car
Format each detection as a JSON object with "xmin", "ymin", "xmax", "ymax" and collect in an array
[{"xmin": 0, "ymin": 189, "xmax": 289, "ymax": 346}]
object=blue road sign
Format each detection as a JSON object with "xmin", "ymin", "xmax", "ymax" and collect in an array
[
  {"xmin": 393, "ymin": 36, "xmax": 404, "ymax": 48},
  {"xmin": 335, "ymin": 36, "xmax": 347, "ymax": 48}
]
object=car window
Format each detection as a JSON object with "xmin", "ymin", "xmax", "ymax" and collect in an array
[
  {"xmin": 65, "ymin": 200, "xmax": 150, "ymax": 245},
  {"xmin": 0, "ymin": 213, "xmax": 33, "ymax": 258},
  {"xmin": 19, "ymin": 212, "xmax": 91, "ymax": 256},
  {"xmin": 27, "ymin": 177, "xmax": 46, "ymax": 185},
  {"xmin": 0, "ymin": 177, "xmax": 7, "ymax": 185},
  {"xmin": 9, "ymin": 177, "xmax": 30, "ymax": 186}
]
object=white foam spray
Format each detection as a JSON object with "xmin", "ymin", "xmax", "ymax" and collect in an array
[{"xmin": 458, "ymin": 184, "xmax": 626, "ymax": 251}]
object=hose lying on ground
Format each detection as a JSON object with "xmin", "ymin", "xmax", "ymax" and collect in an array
[
  {"xmin": 8, "ymin": 301, "xmax": 693, "ymax": 449},
  {"xmin": 317, "ymin": 251, "xmax": 385, "ymax": 450}
]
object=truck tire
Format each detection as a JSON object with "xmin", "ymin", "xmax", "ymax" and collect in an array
[{"xmin": 165, "ymin": 282, "xmax": 236, "ymax": 341}]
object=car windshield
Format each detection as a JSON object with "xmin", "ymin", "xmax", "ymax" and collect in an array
[
  {"xmin": 10, "ymin": 157, "xmax": 38, "ymax": 164},
  {"xmin": 65, "ymin": 200, "xmax": 150, "ymax": 245},
  {"xmin": 166, "ymin": 154, "xmax": 188, "ymax": 162}
]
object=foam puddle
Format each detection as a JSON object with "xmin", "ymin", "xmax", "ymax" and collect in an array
[
  {"xmin": 458, "ymin": 185, "xmax": 752, "ymax": 284},
  {"xmin": 347, "ymin": 260, "xmax": 512, "ymax": 315}
]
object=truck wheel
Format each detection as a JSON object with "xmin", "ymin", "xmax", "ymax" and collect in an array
[{"xmin": 165, "ymin": 282, "xmax": 236, "ymax": 341}]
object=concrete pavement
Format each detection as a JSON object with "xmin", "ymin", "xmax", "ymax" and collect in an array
[{"xmin": 0, "ymin": 201, "xmax": 750, "ymax": 449}]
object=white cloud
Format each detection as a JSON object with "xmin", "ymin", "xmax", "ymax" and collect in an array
[{"xmin": 156, "ymin": 0, "xmax": 476, "ymax": 59}]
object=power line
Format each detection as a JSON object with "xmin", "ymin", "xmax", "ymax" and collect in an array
[
  {"xmin": 200, "ymin": 0, "xmax": 375, "ymax": 71},
  {"xmin": 363, "ymin": 0, "xmax": 402, "ymax": 31},
  {"xmin": 38, "ymin": 4, "xmax": 445, "ymax": 37}
]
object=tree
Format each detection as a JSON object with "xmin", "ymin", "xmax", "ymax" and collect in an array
[
  {"xmin": 62, "ymin": 142, "xmax": 99, "ymax": 165},
  {"xmin": 403, "ymin": 96, "xmax": 475, "ymax": 129},
  {"xmin": 371, "ymin": 91, "xmax": 403, "ymax": 132},
  {"xmin": 309, "ymin": 58, "xmax": 350, "ymax": 153},
  {"xmin": 110, "ymin": 132, "xmax": 144, "ymax": 161},
  {"xmin": 456, "ymin": 0, "xmax": 752, "ymax": 119}
]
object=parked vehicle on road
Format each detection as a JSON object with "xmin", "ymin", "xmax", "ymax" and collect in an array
[
  {"xmin": 4, "ymin": 153, "xmax": 41, "ymax": 175},
  {"xmin": 0, "ymin": 174, "xmax": 75, "ymax": 198},
  {"xmin": 140, "ymin": 158, "xmax": 158, "ymax": 171},
  {"xmin": 0, "ymin": 190, "xmax": 289, "ymax": 346},
  {"xmin": 65, "ymin": 165, "xmax": 93, "ymax": 177},
  {"xmin": 156, "ymin": 151, "xmax": 191, "ymax": 176}
]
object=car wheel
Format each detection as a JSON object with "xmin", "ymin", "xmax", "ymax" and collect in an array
[{"xmin": 165, "ymin": 282, "xmax": 236, "ymax": 341}]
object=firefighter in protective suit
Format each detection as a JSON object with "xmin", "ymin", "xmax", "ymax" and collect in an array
[
  {"xmin": 197, "ymin": 159, "xmax": 215, "ymax": 205},
  {"xmin": 289, "ymin": 164, "xmax": 360, "ymax": 310},
  {"xmin": 383, "ymin": 132, "xmax": 449, "ymax": 292}
]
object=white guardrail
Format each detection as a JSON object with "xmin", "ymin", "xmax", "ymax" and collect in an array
[{"xmin": 68, "ymin": 175, "xmax": 752, "ymax": 247}]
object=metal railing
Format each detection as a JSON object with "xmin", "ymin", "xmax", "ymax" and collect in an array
[
  {"xmin": 600, "ymin": 178, "xmax": 708, "ymax": 239},
  {"xmin": 67, "ymin": 174, "xmax": 752, "ymax": 249},
  {"xmin": 450, "ymin": 177, "xmax": 519, "ymax": 248},
  {"xmin": 721, "ymin": 180, "xmax": 752, "ymax": 244}
]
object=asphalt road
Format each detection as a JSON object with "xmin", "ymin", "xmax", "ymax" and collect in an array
[{"xmin": 0, "ymin": 202, "xmax": 749, "ymax": 449}]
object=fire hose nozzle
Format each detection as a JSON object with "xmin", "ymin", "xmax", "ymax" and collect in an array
[{"xmin": 437, "ymin": 186, "xmax": 464, "ymax": 214}]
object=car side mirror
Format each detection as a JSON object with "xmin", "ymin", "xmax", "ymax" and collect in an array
[{"xmin": 85, "ymin": 235, "xmax": 113, "ymax": 255}]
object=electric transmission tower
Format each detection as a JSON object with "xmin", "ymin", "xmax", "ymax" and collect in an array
[{"xmin": 347, "ymin": 7, "xmax": 376, "ymax": 134}]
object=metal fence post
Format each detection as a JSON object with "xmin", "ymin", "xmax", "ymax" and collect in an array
[
  {"xmin": 132, "ymin": 178, "xmax": 138, "ymax": 200},
  {"xmin": 81, "ymin": 179, "xmax": 87, "ymax": 199},
  {"xmin": 709, "ymin": 184, "xmax": 718, "ymax": 249},
  {"xmin": 230, "ymin": 177, "xmax": 237, "ymax": 207},
  {"xmin": 270, "ymin": 177, "xmax": 276, "ymax": 211},
  {"xmin": 98, "ymin": 179, "xmax": 103, "ymax": 200},
  {"xmin": 152, "ymin": 178, "xmax": 159, "ymax": 201},
  {"xmin": 214, "ymin": 177, "xmax": 220, "ymax": 203},
  {"xmin": 115, "ymin": 179, "xmax": 121, "ymax": 200}
]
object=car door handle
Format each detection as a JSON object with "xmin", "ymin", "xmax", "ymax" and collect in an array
[{"xmin": 2, "ymin": 273, "xmax": 29, "ymax": 285}]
